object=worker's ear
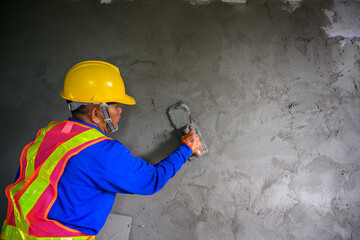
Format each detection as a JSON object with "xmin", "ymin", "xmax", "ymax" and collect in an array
[{"xmin": 90, "ymin": 106, "xmax": 101, "ymax": 124}]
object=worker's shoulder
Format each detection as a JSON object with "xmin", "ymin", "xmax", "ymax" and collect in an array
[{"xmin": 82, "ymin": 137, "xmax": 131, "ymax": 155}]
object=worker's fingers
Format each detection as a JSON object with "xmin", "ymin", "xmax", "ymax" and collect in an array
[{"xmin": 181, "ymin": 130, "xmax": 202, "ymax": 153}]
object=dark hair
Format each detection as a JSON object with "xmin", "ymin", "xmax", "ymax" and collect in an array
[{"xmin": 66, "ymin": 100, "xmax": 90, "ymax": 117}]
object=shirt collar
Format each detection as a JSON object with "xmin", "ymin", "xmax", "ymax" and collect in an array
[{"xmin": 67, "ymin": 117, "xmax": 109, "ymax": 137}]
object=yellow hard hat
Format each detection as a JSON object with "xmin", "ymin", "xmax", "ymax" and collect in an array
[{"xmin": 60, "ymin": 60, "xmax": 136, "ymax": 105}]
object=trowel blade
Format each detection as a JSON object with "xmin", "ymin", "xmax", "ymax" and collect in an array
[{"xmin": 167, "ymin": 101, "xmax": 208, "ymax": 157}]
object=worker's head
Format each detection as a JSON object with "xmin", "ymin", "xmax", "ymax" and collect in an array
[{"xmin": 60, "ymin": 60, "xmax": 136, "ymax": 133}]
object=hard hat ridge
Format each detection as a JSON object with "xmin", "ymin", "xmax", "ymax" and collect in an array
[
  {"xmin": 60, "ymin": 60, "xmax": 136, "ymax": 105},
  {"xmin": 61, "ymin": 60, "xmax": 135, "ymax": 133}
]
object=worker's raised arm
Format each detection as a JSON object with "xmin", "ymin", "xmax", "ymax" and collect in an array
[{"xmin": 63, "ymin": 139, "xmax": 193, "ymax": 195}]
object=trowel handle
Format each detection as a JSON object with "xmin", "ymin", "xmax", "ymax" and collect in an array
[
  {"xmin": 194, "ymin": 147, "xmax": 208, "ymax": 157},
  {"xmin": 181, "ymin": 124, "xmax": 192, "ymax": 135}
]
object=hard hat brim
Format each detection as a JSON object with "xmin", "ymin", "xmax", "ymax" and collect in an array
[
  {"xmin": 119, "ymin": 94, "xmax": 136, "ymax": 105},
  {"xmin": 61, "ymin": 60, "xmax": 136, "ymax": 106},
  {"xmin": 60, "ymin": 91, "xmax": 136, "ymax": 105}
]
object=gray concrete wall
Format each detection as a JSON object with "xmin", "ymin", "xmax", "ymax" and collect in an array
[{"xmin": 1, "ymin": 0, "xmax": 359, "ymax": 239}]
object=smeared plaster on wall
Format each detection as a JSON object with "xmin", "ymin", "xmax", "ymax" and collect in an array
[
  {"xmin": 96, "ymin": 214, "xmax": 132, "ymax": 240},
  {"xmin": 322, "ymin": 1, "xmax": 360, "ymax": 38},
  {"xmin": 280, "ymin": 0, "xmax": 303, "ymax": 12},
  {"xmin": 220, "ymin": 0, "xmax": 246, "ymax": 4},
  {"xmin": 98, "ymin": 0, "xmax": 248, "ymax": 6},
  {"xmin": 100, "ymin": 0, "xmax": 113, "ymax": 4}
]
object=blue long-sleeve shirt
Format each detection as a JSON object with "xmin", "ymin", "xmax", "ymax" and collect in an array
[{"xmin": 16, "ymin": 118, "xmax": 192, "ymax": 235}]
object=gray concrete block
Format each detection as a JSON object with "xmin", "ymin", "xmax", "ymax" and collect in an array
[{"xmin": 96, "ymin": 214, "xmax": 132, "ymax": 240}]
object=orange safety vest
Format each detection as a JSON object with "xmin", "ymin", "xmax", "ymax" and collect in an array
[{"xmin": 0, "ymin": 121, "xmax": 111, "ymax": 240}]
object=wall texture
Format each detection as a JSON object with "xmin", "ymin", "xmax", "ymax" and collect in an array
[{"xmin": 0, "ymin": 0, "xmax": 359, "ymax": 239}]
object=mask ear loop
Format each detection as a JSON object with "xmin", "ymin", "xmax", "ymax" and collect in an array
[{"xmin": 100, "ymin": 103, "xmax": 118, "ymax": 133}]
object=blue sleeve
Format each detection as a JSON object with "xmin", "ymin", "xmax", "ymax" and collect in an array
[
  {"xmin": 14, "ymin": 167, "xmax": 20, "ymax": 183},
  {"xmin": 77, "ymin": 140, "xmax": 193, "ymax": 195},
  {"xmin": 14, "ymin": 137, "xmax": 35, "ymax": 183}
]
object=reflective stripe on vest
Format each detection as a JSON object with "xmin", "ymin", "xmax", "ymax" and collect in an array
[
  {"xmin": 1, "ymin": 221, "xmax": 95, "ymax": 240},
  {"xmin": 1, "ymin": 121, "xmax": 110, "ymax": 240}
]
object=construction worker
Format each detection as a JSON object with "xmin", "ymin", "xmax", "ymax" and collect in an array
[{"xmin": 0, "ymin": 60, "xmax": 202, "ymax": 240}]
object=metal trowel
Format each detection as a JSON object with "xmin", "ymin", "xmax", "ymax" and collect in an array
[{"xmin": 167, "ymin": 101, "xmax": 208, "ymax": 157}]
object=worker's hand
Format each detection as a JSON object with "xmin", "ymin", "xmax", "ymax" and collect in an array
[{"xmin": 181, "ymin": 125, "xmax": 202, "ymax": 154}]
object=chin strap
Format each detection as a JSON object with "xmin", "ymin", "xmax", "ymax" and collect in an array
[{"xmin": 100, "ymin": 103, "xmax": 118, "ymax": 133}]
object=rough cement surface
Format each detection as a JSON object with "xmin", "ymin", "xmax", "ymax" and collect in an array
[
  {"xmin": 168, "ymin": 101, "xmax": 193, "ymax": 137},
  {"xmin": 0, "ymin": 0, "xmax": 359, "ymax": 239},
  {"xmin": 322, "ymin": 0, "xmax": 360, "ymax": 38},
  {"xmin": 96, "ymin": 213, "xmax": 132, "ymax": 240}
]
